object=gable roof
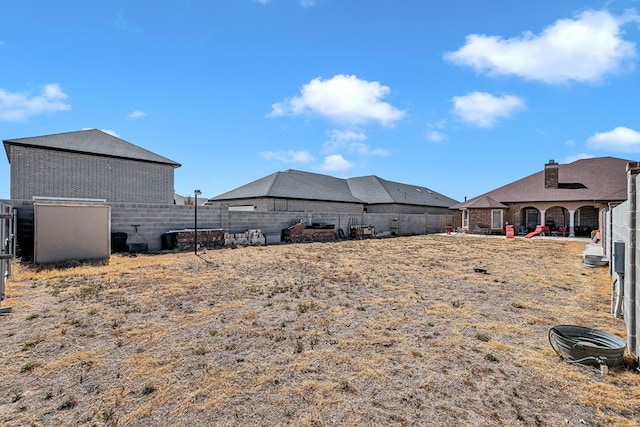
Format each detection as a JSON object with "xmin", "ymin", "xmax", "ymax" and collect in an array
[
  {"xmin": 347, "ymin": 175, "xmax": 458, "ymax": 208},
  {"xmin": 212, "ymin": 169, "xmax": 365, "ymax": 204},
  {"xmin": 460, "ymin": 195, "xmax": 508, "ymax": 209},
  {"xmin": 451, "ymin": 156, "xmax": 631, "ymax": 209},
  {"xmin": 212, "ymin": 169, "xmax": 459, "ymax": 207},
  {"xmin": 3, "ymin": 129, "xmax": 181, "ymax": 167}
]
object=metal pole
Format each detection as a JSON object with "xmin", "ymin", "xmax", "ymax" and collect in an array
[
  {"xmin": 626, "ymin": 165, "xmax": 639, "ymax": 354},
  {"xmin": 194, "ymin": 189, "xmax": 201, "ymax": 254}
]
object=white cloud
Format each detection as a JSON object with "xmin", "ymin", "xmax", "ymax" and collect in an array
[
  {"xmin": 269, "ymin": 74, "xmax": 405, "ymax": 126},
  {"xmin": 322, "ymin": 129, "xmax": 388, "ymax": 156},
  {"xmin": 115, "ymin": 10, "xmax": 142, "ymax": 32},
  {"xmin": 586, "ymin": 126, "xmax": 640, "ymax": 152},
  {"xmin": 260, "ymin": 150, "xmax": 315, "ymax": 163},
  {"xmin": 426, "ymin": 130, "xmax": 447, "ymax": 142},
  {"xmin": 565, "ymin": 139, "xmax": 576, "ymax": 146},
  {"xmin": 83, "ymin": 128, "xmax": 120, "ymax": 138},
  {"xmin": 322, "ymin": 129, "xmax": 365, "ymax": 152},
  {"xmin": 0, "ymin": 83, "xmax": 71, "ymax": 122},
  {"xmin": 101, "ymin": 129, "xmax": 120, "ymax": 138},
  {"xmin": 444, "ymin": 10, "xmax": 639, "ymax": 84},
  {"xmin": 254, "ymin": 0, "xmax": 271, "ymax": 4},
  {"xmin": 320, "ymin": 154, "xmax": 354, "ymax": 172},
  {"xmin": 427, "ymin": 119, "xmax": 447, "ymax": 129},
  {"xmin": 564, "ymin": 153, "xmax": 595, "ymax": 163},
  {"xmin": 451, "ymin": 91, "xmax": 525, "ymax": 127},
  {"xmin": 128, "ymin": 110, "xmax": 147, "ymax": 119}
]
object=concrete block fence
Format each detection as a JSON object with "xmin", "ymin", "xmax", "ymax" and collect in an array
[
  {"xmin": 3, "ymin": 199, "xmax": 453, "ymax": 257},
  {"xmin": 604, "ymin": 162, "xmax": 640, "ymax": 361}
]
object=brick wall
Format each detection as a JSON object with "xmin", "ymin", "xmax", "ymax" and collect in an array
[
  {"xmin": 545, "ymin": 206, "xmax": 566, "ymax": 228},
  {"xmin": 579, "ymin": 206, "xmax": 599, "ymax": 229},
  {"xmin": 9, "ymin": 146, "xmax": 175, "ymax": 204},
  {"xmin": 468, "ymin": 209, "xmax": 492, "ymax": 232}
]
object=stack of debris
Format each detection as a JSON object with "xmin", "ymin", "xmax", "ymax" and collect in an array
[
  {"xmin": 350, "ymin": 225, "xmax": 374, "ymax": 239},
  {"xmin": 172, "ymin": 229, "xmax": 225, "ymax": 251},
  {"xmin": 282, "ymin": 223, "xmax": 336, "ymax": 243},
  {"xmin": 224, "ymin": 229, "xmax": 266, "ymax": 246}
]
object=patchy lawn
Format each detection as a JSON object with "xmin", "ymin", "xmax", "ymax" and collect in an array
[{"xmin": 0, "ymin": 235, "xmax": 638, "ymax": 426}]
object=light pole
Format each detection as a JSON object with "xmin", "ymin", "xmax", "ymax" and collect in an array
[{"xmin": 194, "ymin": 189, "xmax": 202, "ymax": 254}]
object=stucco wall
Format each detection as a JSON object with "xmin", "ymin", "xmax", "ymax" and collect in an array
[{"xmin": 9, "ymin": 146, "xmax": 175, "ymax": 204}]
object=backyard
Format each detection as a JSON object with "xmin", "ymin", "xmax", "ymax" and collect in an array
[{"xmin": 0, "ymin": 235, "xmax": 638, "ymax": 426}]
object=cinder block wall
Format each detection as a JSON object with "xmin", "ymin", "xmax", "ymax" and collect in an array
[
  {"xmin": 9, "ymin": 146, "xmax": 175, "ymax": 204},
  {"xmin": 6, "ymin": 199, "xmax": 454, "ymax": 256},
  {"xmin": 110, "ymin": 203, "xmax": 222, "ymax": 251}
]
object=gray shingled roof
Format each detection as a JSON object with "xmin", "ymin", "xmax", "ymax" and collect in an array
[
  {"xmin": 451, "ymin": 156, "xmax": 632, "ymax": 209},
  {"xmin": 347, "ymin": 175, "xmax": 458, "ymax": 207},
  {"xmin": 212, "ymin": 169, "xmax": 459, "ymax": 207},
  {"xmin": 212, "ymin": 170, "xmax": 365, "ymax": 203},
  {"xmin": 3, "ymin": 129, "xmax": 181, "ymax": 167},
  {"xmin": 460, "ymin": 195, "xmax": 509, "ymax": 209}
]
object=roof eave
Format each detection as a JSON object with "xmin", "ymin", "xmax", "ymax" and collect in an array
[{"xmin": 2, "ymin": 140, "xmax": 181, "ymax": 167}]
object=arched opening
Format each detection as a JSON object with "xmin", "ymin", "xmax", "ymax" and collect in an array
[
  {"xmin": 520, "ymin": 206, "xmax": 540, "ymax": 232},
  {"xmin": 545, "ymin": 206, "xmax": 568, "ymax": 235},
  {"xmin": 574, "ymin": 205, "xmax": 599, "ymax": 237}
]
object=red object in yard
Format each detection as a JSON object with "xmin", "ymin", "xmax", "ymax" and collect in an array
[
  {"xmin": 505, "ymin": 225, "xmax": 514, "ymax": 238},
  {"xmin": 525, "ymin": 225, "xmax": 544, "ymax": 239},
  {"xmin": 445, "ymin": 226, "xmax": 453, "ymax": 234}
]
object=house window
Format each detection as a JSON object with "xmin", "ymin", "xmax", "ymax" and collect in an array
[
  {"xmin": 462, "ymin": 210, "xmax": 468, "ymax": 228},
  {"xmin": 491, "ymin": 210, "xmax": 503, "ymax": 229}
]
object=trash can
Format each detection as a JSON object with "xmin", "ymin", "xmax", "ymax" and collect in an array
[
  {"xmin": 161, "ymin": 232, "xmax": 176, "ymax": 250},
  {"xmin": 111, "ymin": 232, "xmax": 128, "ymax": 253},
  {"xmin": 127, "ymin": 242, "xmax": 148, "ymax": 254},
  {"xmin": 505, "ymin": 225, "xmax": 514, "ymax": 239}
]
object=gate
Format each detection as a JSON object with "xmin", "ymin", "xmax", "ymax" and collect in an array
[{"xmin": 1, "ymin": 202, "xmax": 17, "ymax": 314}]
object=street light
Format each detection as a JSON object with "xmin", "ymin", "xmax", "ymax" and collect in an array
[{"xmin": 194, "ymin": 189, "xmax": 202, "ymax": 254}]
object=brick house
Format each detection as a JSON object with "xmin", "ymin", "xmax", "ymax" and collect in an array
[
  {"xmin": 3, "ymin": 129, "xmax": 181, "ymax": 204},
  {"xmin": 208, "ymin": 169, "xmax": 458, "ymax": 215},
  {"xmin": 450, "ymin": 157, "xmax": 631, "ymax": 236}
]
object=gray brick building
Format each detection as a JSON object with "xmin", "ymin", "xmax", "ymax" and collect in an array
[
  {"xmin": 3, "ymin": 129, "xmax": 181, "ymax": 204},
  {"xmin": 208, "ymin": 169, "xmax": 458, "ymax": 215}
]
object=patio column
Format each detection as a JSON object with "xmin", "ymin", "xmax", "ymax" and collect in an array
[
  {"xmin": 539, "ymin": 209, "xmax": 546, "ymax": 228},
  {"xmin": 568, "ymin": 209, "xmax": 575, "ymax": 237}
]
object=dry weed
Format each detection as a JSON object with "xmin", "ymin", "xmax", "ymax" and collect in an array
[{"xmin": 0, "ymin": 235, "xmax": 638, "ymax": 426}]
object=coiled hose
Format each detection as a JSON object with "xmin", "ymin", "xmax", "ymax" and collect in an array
[{"xmin": 548, "ymin": 325, "xmax": 626, "ymax": 375}]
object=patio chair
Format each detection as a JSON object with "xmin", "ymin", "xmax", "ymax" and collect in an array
[{"xmin": 518, "ymin": 225, "xmax": 528, "ymax": 235}]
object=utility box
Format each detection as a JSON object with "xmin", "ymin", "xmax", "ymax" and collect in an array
[{"xmin": 613, "ymin": 241, "xmax": 625, "ymax": 274}]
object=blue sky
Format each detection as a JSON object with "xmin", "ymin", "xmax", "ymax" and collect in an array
[{"xmin": 2, "ymin": 1, "xmax": 640, "ymax": 202}]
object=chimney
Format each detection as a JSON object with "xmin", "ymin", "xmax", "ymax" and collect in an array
[{"xmin": 544, "ymin": 159, "xmax": 559, "ymax": 189}]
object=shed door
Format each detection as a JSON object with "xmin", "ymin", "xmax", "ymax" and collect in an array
[{"xmin": 34, "ymin": 204, "xmax": 110, "ymax": 264}]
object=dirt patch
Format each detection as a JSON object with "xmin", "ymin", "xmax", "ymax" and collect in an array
[{"xmin": 0, "ymin": 235, "xmax": 638, "ymax": 426}]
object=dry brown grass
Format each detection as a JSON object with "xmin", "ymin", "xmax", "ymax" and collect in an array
[{"xmin": 1, "ymin": 235, "xmax": 639, "ymax": 426}]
